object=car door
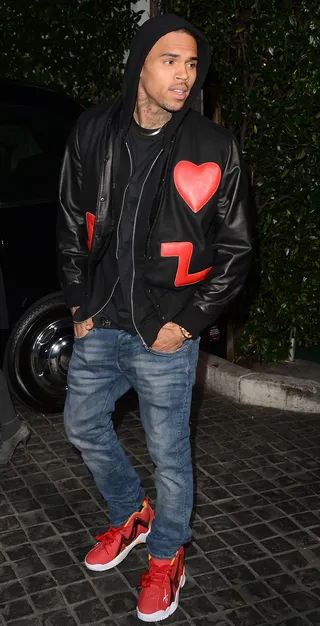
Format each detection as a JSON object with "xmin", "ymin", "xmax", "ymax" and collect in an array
[{"xmin": 0, "ymin": 103, "xmax": 77, "ymax": 325}]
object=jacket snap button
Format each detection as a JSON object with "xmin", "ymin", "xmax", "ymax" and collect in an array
[{"xmin": 100, "ymin": 197, "xmax": 105, "ymax": 202}]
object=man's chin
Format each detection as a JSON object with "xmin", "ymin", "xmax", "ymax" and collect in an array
[{"xmin": 163, "ymin": 101, "xmax": 185, "ymax": 113}]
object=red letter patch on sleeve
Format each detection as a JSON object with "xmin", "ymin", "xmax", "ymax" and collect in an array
[
  {"xmin": 161, "ymin": 241, "xmax": 212, "ymax": 287},
  {"xmin": 86, "ymin": 212, "xmax": 95, "ymax": 250}
]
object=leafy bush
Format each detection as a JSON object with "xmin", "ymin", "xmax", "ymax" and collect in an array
[
  {"xmin": 0, "ymin": 0, "xmax": 141, "ymax": 103},
  {"xmin": 168, "ymin": 0, "xmax": 319, "ymax": 361}
]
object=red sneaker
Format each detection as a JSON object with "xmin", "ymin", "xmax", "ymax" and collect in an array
[
  {"xmin": 84, "ymin": 498, "xmax": 154, "ymax": 571},
  {"xmin": 137, "ymin": 547, "xmax": 185, "ymax": 622}
]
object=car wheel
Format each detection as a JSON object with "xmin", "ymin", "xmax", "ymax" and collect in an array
[{"xmin": 4, "ymin": 292, "xmax": 73, "ymax": 413}]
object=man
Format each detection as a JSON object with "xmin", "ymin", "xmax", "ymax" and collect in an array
[{"xmin": 58, "ymin": 14, "xmax": 251, "ymax": 622}]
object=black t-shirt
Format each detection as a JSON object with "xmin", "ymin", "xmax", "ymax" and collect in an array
[{"xmin": 94, "ymin": 119, "xmax": 163, "ymax": 332}]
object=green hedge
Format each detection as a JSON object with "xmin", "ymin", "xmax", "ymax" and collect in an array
[
  {"xmin": 169, "ymin": 0, "xmax": 320, "ymax": 362},
  {"xmin": 0, "ymin": 0, "xmax": 141, "ymax": 104}
]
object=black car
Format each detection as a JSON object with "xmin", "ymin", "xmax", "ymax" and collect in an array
[{"xmin": 0, "ymin": 79, "xmax": 83, "ymax": 413}]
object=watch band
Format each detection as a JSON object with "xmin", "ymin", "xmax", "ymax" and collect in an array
[{"xmin": 179, "ymin": 326, "xmax": 192, "ymax": 340}]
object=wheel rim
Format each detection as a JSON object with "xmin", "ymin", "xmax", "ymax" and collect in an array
[{"xmin": 30, "ymin": 316, "xmax": 73, "ymax": 398}]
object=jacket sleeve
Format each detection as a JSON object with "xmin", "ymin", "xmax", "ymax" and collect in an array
[
  {"xmin": 173, "ymin": 136, "xmax": 252, "ymax": 337},
  {"xmin": 57, "ymin": 122, "xmax": 89, "ymax": 309}
]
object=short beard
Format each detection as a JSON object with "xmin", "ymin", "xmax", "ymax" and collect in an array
[{"xmin": 160, "ymin": 101, "xmax": 185, "ymax": 114}]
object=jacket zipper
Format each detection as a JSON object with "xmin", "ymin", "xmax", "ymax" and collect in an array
[
  {"xmin": 77, "ymin": 276, "xmax": 120, "ymax": 323},
  {"xmin": 78, "ymin": 144, "xmax": 163, "ymax": 334},
  {"xmin": 146, "ymin": 139, "xmax": 174, "ymax": 256},
  {"xmin": 130, "ymin": 148, "xmax": 164, "ymax": 347},
  {"xmin": 116, "ymin": 143, "xmax": 133, "ymax": 259}
]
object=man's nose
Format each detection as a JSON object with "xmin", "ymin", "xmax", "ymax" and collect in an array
[{"xmin": 174, "ymin": 64, "xmax": 189, "ymax": 82}]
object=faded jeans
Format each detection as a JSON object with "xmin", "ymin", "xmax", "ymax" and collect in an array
[{"xmin": 64, "ymin": 328, "xmax": 199, "ymax": 559}]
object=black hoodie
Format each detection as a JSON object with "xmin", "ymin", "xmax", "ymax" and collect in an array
[
  {"xmin": 121, "ymin": 14, "xmax": 211, "ymax": 142},
  {"xmin": 58, "ymin": 15, "xmax": 252, "ymax": 346}
]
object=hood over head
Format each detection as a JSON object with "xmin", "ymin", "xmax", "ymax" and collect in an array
[{"xmin": 121, "ymin": 13, "xmax": 211, "ymax": 143}]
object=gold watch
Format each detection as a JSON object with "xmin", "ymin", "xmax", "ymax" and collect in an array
[{"xmin": 179, "ymin": 326, "xmax": 192, "ymax": 340}]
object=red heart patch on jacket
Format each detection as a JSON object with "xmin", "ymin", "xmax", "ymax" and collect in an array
[{"xmin": 174, "ymin": 161, "xmax": 221, "ymax": 213}]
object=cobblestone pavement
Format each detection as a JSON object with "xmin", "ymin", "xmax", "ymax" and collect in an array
[{"xmin": 1, "ymin": 389, "xmax": 320, "ymax": 626}]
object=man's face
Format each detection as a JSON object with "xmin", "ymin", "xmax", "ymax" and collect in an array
[{"xmin": 139, "ymin": 31, "xmax": 198, "ymax": 113}]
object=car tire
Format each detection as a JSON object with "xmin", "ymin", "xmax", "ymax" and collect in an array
[{"xmin": 4, "ymin": 292, "xmax": 73, "ymax": 414}]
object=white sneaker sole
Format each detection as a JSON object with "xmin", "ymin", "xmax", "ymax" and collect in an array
[
  {"xmin": 84, "ymin": 529, "xmax": 150, "ymax": 572},
  {"xmin": 137, "ymin": 569, "xmax": 186, "ymax": 623}
]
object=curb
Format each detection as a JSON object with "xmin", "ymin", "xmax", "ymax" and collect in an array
[{"xmin": 196, "ymin": 351, "xmax": 320, "ymax": 414}]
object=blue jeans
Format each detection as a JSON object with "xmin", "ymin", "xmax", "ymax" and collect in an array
[{"xmin": 64, "ymin": 328, "xmax": 199, "ymax": 559}]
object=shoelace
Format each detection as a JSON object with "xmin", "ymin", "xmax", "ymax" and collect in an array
[
  {"xmin": 95, "ymin": 526, "xmax": 122, "ymax": 546},
  {"xmin": 138, "ymin": 562, "xmax": 170, "ymax": 589}
]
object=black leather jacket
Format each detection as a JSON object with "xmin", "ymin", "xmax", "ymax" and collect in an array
[
  {"xmin": 58, "ymin": 98, "xmax": 251, "ymax": 343},
  {"xmin": 57, "ymin": 15, "xmax": 252, "ymax": 345}
]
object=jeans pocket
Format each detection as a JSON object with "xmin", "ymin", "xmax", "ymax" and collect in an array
[
  {"xmin": 148, "ymin": 339, "xmax": 191, "ymax": 356},
  {"xmin": 74, "ymin": 327, "xmax": 97, "ymax": 342}
]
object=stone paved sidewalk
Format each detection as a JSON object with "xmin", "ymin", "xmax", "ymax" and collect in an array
[{"xmin": 1, "ymin": 389, "xmax": 320, "ymax": 626}]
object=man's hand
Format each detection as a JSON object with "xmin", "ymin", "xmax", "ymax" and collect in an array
[
  {"xmin": 151, "ymin": 322, "xmax": 185, "ymax": 353},
  {"xmin": 71, "ymin": 306, "xmax": 93, "ymax": 339}
]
